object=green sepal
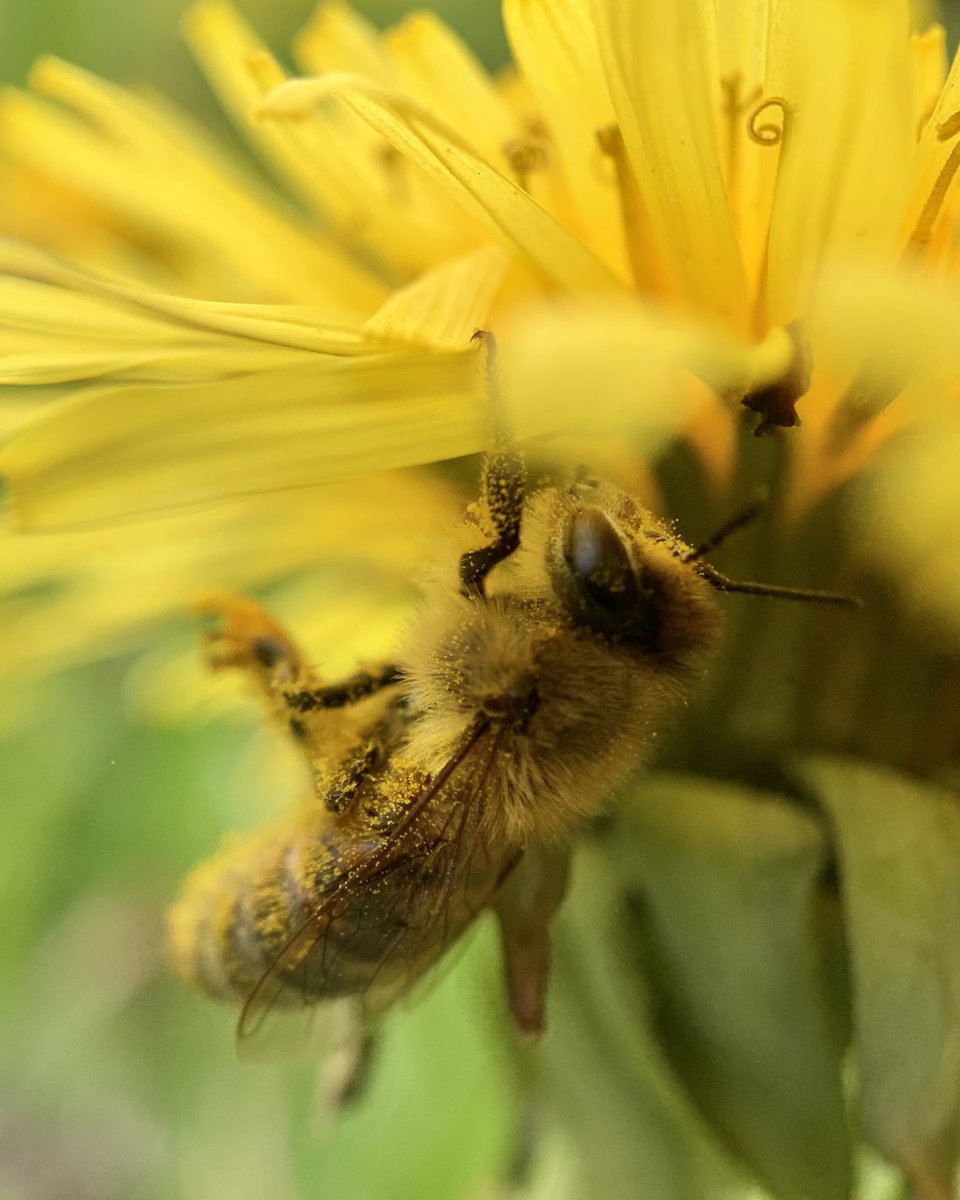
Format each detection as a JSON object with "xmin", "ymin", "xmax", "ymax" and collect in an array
[
  {"xmin": 794, "ymin": 756, "xmax": 960, "ymax": 1200},
  {"xmin": 608, "ymin": 772, "xmax": 853, "ymax": 1200}
]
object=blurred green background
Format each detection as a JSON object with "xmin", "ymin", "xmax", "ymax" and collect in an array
[{"xmin": 2, "ymin": 4, "xmax": 959, "ymax": 1200}]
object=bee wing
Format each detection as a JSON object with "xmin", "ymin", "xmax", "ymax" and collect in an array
[{"xmin": 236, "ymin": 719, "xmax": 516, "ymax": 1056}]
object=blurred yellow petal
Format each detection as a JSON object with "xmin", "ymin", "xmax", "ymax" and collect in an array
[
  {"xmin": 1, "ymin": 59, "xmax": 384, "ymax": 307},
  {"xmin": 128, "ymin": 578, "xmax": 416, "ymax": 723},
  {"xmin": 0, "ymin": 353, "xmax": 481, "ymax": 529},
  {"xmin": 909, "ymin": 23, "xmax": 947, "ymax": 135},
  {"xmin": 364, "ymin": 245, "xmax": 509, "ymax": 349},
  {"xmin": 0, "ymin": 472, "xmax": 457, "ymax": 686},
  {"xmin": 293, "ymin": 0, "xmax": 393, "ymax": 81},
  {"xmin": 810, "ymin": 261, "xmax": 960, "ymax": 416},
  {"xmin": 0, "ymin": 242, "xmax": 374, "ymax": 357},
  {"xmin": 384, "ymin": 12, "xmax": 517, "ymax": 167},
  {"xmin": 763, "ymin": 0, "xmax": 913, "ymax": 326},
  {"xmin": 590, "ymin": 0, "xmax": 748, "ymax": 328},
  {"xmin": 257, "ymin": 73, "xmax": 627, "ymax": 296},
  {"xmin": 500, "ymin": 299, "xmax": 792, "ymax": 447},
  {"xmin": 0, "ymin": 345, "xmax": 314, "ymax": 385}
]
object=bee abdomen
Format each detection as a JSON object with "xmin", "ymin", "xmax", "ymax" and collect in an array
[{"xmin": 166, "ymin": 820, "xmax": 311, "ymax": 1004}]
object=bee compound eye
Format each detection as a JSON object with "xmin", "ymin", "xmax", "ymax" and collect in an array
[
  {"xmin": 552, "ymin": 507, "xmax": 666, "ymax": 641},
  {"xmin": 563, "ymin": 508, "xmax": 636, "ymax": 607}
]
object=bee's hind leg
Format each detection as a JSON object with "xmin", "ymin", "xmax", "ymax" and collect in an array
[{"xmin": 493, "ymin": 843, "xmax": 571, "ymax": 1037}]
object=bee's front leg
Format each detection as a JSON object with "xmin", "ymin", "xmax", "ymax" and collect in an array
[
  {"xmin": 459, "ymin": 331, "xmax": 527, "ymax": 597},
  {"xmin": 493, "ymin": 842, "xmax": 571, "ymax": 1037}
]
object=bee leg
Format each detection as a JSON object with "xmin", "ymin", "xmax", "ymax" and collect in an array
[
  {"xmin": 316, "ymin": 1025, "xmax": 379, "ymax": 1126},
  {"xmin": 493, "ymin": 842, "xmax": 572, "ymax": 1037},
  {"xmin": 199, "ymin": 594, "xmax": 402, "ymax": 717},
  {"xmin": 198, "ymin": 594, "xmax": 319, "ymax": 712},
  {"xmin": 459, "ymin": 331, "xmax": 527, "ymax": 596},
  {"xmin": 282, "ymin": 664, "xmax": 403, "ymax": 713}
]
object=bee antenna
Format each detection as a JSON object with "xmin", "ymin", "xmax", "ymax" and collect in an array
[
  {"xmin": 695, "ymin": 563, "xmax": 863, "ymax": 609},
  {"xmin": 680, "ymin": 489, "xmax": 768, "ymax": 563}
]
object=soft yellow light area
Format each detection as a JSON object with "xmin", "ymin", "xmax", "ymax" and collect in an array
[
  {"xmin": 856, "ymin": 422, "xmax": 960, "ymax": 646},
  {"xmin": 810, "ymin": 261, "xmax": 960, "ymax": 405},
  {"xmin": 499, "ymin": 299, "xmax": 794, "ymax": 445}
]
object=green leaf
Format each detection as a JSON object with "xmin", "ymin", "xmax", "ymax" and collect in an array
[
  {"xmin": 537, "ymin": 847, "xmax": 747, "ymax": 1200},
  {"xmin": 610, "ymin": 773, "xmax": 853, "ymax": 1200},
  {"xmin": 795, "ymin": 756, "xmax": 960, "ymax": 1200},
  {"xmin": 294, "ymin": 920, "xmax": 517, "ymax": 1200}
]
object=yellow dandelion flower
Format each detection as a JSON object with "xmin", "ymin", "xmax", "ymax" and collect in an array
[{"xmin": 3, "ymin": 4, "xmax": 960, "ymax": 1200}]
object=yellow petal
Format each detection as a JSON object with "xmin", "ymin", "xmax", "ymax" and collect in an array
[
  {"xmin": 909, "ymin": 23, "xmax": 947, "ymax": 136},
  {"xmin": 384, "ymin": 12, "xmax": 517, "ymax": 170},
  {"xmin": 0, "ymin": 472, "xmax": 458, "ymax": 688},
  {"xmin": 364, "ymin": 245, "xmax": 509, "ymax": 349},
  {"xmin": 257, "ymin": 73, "xmax": 627, "ymax": 297},
  {"xmin": 0, "ymin": 242, "xmax": 373, "ymax": 356},
  {"xmin": 0, "ymin": 345, "xmax": 317, "ymax": 385},
  {"xmin": 902, "ymin": 27, "xmax": 960, "ymax": 258},
  {"xmin": 293, "ymin": 0, "xmax": 393, "ymax": 81},
  {"xmin": 590, "ymin": 0, "xmax": 748, "ymax": 328},
  {"xmin": 0, "ymin": 352, "xmax": 482, "ymax": 529},
  {"xmin": 184, "ymin": 0, "xmax": 469, "ymax": 277},
  {"xmin": 762, "ymin": 0, "xmax": 913, "ymax": 327},
  {"xmin": 710, "ymin": 2, "xmax": 779, "ymax": 291},
  {"xmin": 502, "ymin": 0, "xmax": 631, "ymax": 283}
]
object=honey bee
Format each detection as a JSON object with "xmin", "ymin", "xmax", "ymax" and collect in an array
[{"xmin": 167, "ymin": 341, "xmax": 860, "ymax": 1049}]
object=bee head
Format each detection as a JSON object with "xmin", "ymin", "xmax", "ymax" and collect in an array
[{"xmin": 546, "ymin": 486, "xmax": 720, "ymax": 660}]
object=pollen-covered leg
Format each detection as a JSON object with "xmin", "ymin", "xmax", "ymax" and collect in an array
[
  {"xmin": 284, "ymin": 664, "xmax": 404, "ymax": 713},
  {"xmin": 493, "ymin": 842, "xmax": 571, "ymax": 1037},
  {"xmin": 198, "ymin": 593, "xmax": 321, "ymax": 725},
  {"xmin": 459, "ymin": 330, "xmax": 527, "ymax": 596}
]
